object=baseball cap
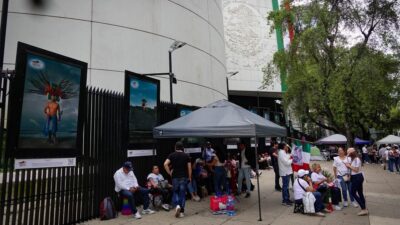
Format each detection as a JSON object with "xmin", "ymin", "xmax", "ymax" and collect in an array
[
  {"xmin": 123, "ymin": 161, "xmax": 133, "ymax": 171},
  {"xmin": 297, "ymin": 169, "xmax": 309, "ymax": 178}
]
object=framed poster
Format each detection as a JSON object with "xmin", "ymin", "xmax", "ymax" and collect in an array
[
  {"xmin": 124, "ymin": 71, "xmax": 160, "ymax": 146},
  {"xmin": 7, "ymin": 42, "xmax": 87, "ymax": 158}
]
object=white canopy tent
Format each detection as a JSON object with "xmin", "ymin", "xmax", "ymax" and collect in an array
[
  {"xmin": 376, "ymin": 135, "xmax": 400, "ymax": 145},
  {"xmin": 315, "ymin": 134, "xmax": 347, "ymax": 145},
  {"xmin": 153, "ymin": 99, "xmax": 286, "ymax": 221}
]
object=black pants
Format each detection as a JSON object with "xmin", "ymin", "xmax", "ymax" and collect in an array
[
  {"xmin": 273, "ymin": 163, "xmax": 281, "ymax": 189},
  {"xmin": 351, "ymin": 174, "xmax": 366, "ymax": 210},
  {"xmin": 151, "ymin": 187, "xmax": 172, "ymax": 204}
]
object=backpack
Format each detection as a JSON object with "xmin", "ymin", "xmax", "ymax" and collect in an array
[{"xmin": 99, "ymin": 197, "xmax": 117, "ymax": 220}]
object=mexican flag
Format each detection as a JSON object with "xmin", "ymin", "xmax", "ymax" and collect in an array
[{"xmin": 291, "ymin": 140, "xmax": 311, "ymax": 172}]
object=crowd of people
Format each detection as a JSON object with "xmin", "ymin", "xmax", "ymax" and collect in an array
[
  {"xmin": 113, "ymin": 140, "xmax": 260, "ymax": 219},
  {"xmin": 270, "ymin": 142, "xmax": 368, "ymax": 217},
  {"xmin": 113, "ymin": 140, "xmax": 370, "ymax": 220}
]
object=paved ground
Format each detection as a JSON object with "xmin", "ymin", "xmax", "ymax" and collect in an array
[{"xmin": 82, "ymin": 161, "xmax": 400, "ymax": 225}]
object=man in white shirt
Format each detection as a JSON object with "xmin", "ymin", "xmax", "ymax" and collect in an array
[
  {"xmin": 362, "ymin": 145, "xmax": 370, "ymax": 164},
  {"xmin": 278, "ymin": 143, "xmax": 293, "ymax": 206},
  {"xmin": 293, "ymin": 169, "xmax": 326, "ymax": 217},
  {"xmin": 114, "ymin": 161, "xmax": 155, "ymax": 219}
]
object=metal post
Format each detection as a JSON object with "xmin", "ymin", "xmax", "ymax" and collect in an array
[
  {"xmin": 255, "ymin": 136, "xmax": 262, "ymax": 221},
  {"xmin": 169, "ymin": 51, "xmax": 173, "ymax": 104},
  {"xmin": 0, "ymin": 0, "xmax": 10, "ymax": 72}
]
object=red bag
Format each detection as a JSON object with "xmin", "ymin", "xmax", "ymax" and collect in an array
[{"xmin": 210, "ymin": 195, "xmax": 227, "ymax": 211}]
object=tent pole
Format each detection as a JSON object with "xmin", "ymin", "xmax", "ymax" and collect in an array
[{"xmin": 255, "ymin": 136, "xmax": 262, "ymax": 221}]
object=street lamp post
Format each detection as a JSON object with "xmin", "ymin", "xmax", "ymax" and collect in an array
[
  {"xmin": 226, "ymin": 71, "xmax": 238, "ymax": 100},
  {"xmin": 143, "ymin": 40, "xmax": 186, "ymax": 104}
]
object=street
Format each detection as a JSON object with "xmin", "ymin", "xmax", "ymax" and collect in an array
[{"xmin": 82, "ymin": 161, "xmax": 400, "ymax": 225}]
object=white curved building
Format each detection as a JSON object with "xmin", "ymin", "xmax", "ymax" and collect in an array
[{"xmin": 3, "ymin": 0, "xmax": 227, "ymax": 106}]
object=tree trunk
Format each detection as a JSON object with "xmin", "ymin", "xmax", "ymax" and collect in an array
[{"xmin": 345, "ymin": 128, "xmax": 355, "ymax": 148}]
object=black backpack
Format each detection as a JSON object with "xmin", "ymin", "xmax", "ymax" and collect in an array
[{"xmin": 99, "ymin": 197, "xmax": 117, "ymax": 220}]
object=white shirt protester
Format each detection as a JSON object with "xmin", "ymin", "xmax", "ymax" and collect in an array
[
  {"xmin": 333, "ymin": 156, "xmax": 351, "ymax": 176},
  {"xmin": 278, "ymin": 149, "xmax": 293, "ymax": 176},
  {"xmin": 114, "ymin": 167, "xmax": 139, "ymax": 192},
  {"xmin": 362, "ymin": 146, "xmax": 368, "ymax": 154},
  {"xmin": 311, "ymin": 172, "xmax": 326, "ymax": 183},
  {"xmin": 147, "ymin": 173, "xmax": 165, "ymax": 186},
  {"xmin": 294, "ymin": 178, "xmax": 310, "ymax": 200},
  {"xmin": 350, "ymin": 158, "xmax": 362, "ymax": 175},
  {"xmin": 241, "ymin": 151, "xmax": 250, "ymax": 168}
]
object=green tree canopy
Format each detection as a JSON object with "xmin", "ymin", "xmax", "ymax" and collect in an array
[{"xmin": 266, "ymin": 0, "xmax": 400, "ymax": 145}]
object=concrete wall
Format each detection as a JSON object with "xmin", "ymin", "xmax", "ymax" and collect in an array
[
  {"xmin": 1, "ymin": 0, "xmax": 227, "ymax": 106},
  {"xmin": 223, "ymin": 0, "xmax": 281, "ymax": 93}
]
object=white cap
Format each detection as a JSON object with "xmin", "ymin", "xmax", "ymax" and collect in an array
[{"xmin": 298, "ymin": 169, "xmax": 309, "ymax": 178}]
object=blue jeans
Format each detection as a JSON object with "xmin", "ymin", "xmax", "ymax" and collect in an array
[
  {"xmin": 172, "ymin": 178, "xmax": 188, "ymax": 212},
  {"xmin": 187, "ymin": 178, "xmax": 197, "ymax": 194},
  {"xmin": 213, "ymin": 166, "xmax": 227, "ymax": 195},
  {"xmin": 237, "ymin": 167, "xmax": 251, "ymax": 193},
  {"xmin": 281, "ymin": 175, "xmax": 291, "ymax": 203},
  {"xmin": 362, "ymin": 153, "xmax": 370, "ymax": 163},
  {"xmin": 350, "ymin": 174, "xmax": 366, "ymax": 210},
  {"xmin": 119, "ymin": 187, "xmax": 150, "ymax": 214},
  {"xmin": 388, "ymin": 158, "xmax": 396, "ymax": 172},
  {"xmin": 395, "ymin": 158, "xmax": 400, "ymax": 172},
  {"xmin": 294, "ymin": 191, "xmax": 324, "ymax": 213},
  {"xmin": 337, "ymin": 175, "xmax": 354, "ymax": 202}
]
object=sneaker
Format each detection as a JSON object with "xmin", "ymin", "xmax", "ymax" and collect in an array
[
  {"xmin": 194, "ymin": 196, "xmax": 201, "ymax": 202},
  {"xmin": 179, "ymin": 212, "xmax": 185, "ymax": 218},
  {"xmin": 162, "ymin": 204, "xmax": 170, "ymax": 211},
  {"xmin": 142, "ymin": 208, "xmax": 155, "ymax": 215},
  {"xmin": 133, "ymin": 211, "xmax": 142, "ymax": 219},
  {"xmin": 287, "ymin": 200, "xmax": 293, "ymax": 204},
  {"xmin": 245, "ymin": 193, "xmax": 250, "ymax": 198},
  {"xmin": 357, "ymin": 209, "xmax": 369, "ymax": 216},
  {"xmin": 175, "ymin": 205, "xmax": 181, "ymax": 218},
  {"xmin": 315, "ymin": 212, "xmax": 326, "ymax": 217},
  {"xmin": 351, "ymin": 201, "xmax": 359, "ymax": 208},
  {"xmin": 334, "ymin": 205, "xmax": 342, "ymax": 211},
  {"xmin": 282, "ymin": 202, "xmax": 292, "ymax": 207},
  {"xmin": 343, "ymin": 202, "xmax": 348, "ymax": 207}
]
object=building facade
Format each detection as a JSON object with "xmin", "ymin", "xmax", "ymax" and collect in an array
[
  {"xmin": 223, "ymin": 0, "xmax": 285, "ymax": 126},
  {"xmin": 2, "ymin": 0, "xmax": 227, "ymax": 106}
]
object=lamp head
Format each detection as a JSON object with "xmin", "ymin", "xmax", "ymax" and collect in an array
[{"xmin": 169, "ymin": 41, "xmax": 187, "ymax": 52}]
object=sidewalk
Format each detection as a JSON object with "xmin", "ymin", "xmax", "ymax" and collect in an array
[{"xmin": 82, "ymin": 161, "xmax": 400, "ymax": 225}]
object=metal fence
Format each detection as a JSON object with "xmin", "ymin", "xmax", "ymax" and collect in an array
[{"xmin": 0, "ymin": 74, "xmax": 182, "ymax": 225}]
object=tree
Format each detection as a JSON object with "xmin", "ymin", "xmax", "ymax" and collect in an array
[{"xmin": 266, "ymin": 0, "xmax": 400, "ymax": 146}]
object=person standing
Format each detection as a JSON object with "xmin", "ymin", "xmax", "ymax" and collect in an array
[
  {"xmin": 362, "ymin": 145, "xmax": 370, "ymax": 164},
  {"xmin": 164, "ymin": 142, "xmax": 192, "ymax": 218},
  {"xmin": 278, "ymin": 143, "xmax": 293, "ymax": 206},
  {"xmin": 345, "ymin": 148, "xmax": 368, "ymax": 216},
  {"xmin": 114, "ymin": 161, "xmax": 155, "ymax": 219},
  {"xmin": 269, "ymin": 142, "xmax": 282, "ymax": 191},
  {"xmin": 333, "ymin": 147, "xmax": 358, "ymax": 208},
  {"xmin": 236, "ymin": 141, "xmax": 254, "ymax": 198},
  {"xmin": 394, "ymin": 146, "xmax": 400, "ymax": 173},
  {"xmin": 210, "ymin": 147, "xmax": 227, "ymax": 195}
]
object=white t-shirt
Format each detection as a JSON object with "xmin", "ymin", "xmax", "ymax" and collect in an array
[
  {"xmin": 147, "ymin": 173, "xmax": 165, "ymax": 185},
  {"xmin": 333, "ymin": 156, "xmax": 351, "ymax": 176},
  {"xmin": 362, "ymin": 146, "xmax": 368, "ymax": 154},
  {"xmin": 385, "ymin": 150, "xmax": 389, "ymax": 160},
  {"xmin": 241, "ymin": 150, "xmax": 250, "ymax": 168},
  {"xmin": 350, "ymin": 158, "xmax": 362, "ymax": 175},
  {"xmin": 294, "ymin": 178, "xmax": 310, "ymax": 200},
  {"xmin": 311, "ymin": 172, "xmax": 326, "ymax": 183}
]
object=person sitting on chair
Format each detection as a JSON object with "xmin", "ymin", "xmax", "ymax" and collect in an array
[
  {"xmin": 311, "ymin": 163, "xmax": 341, "ymax": 211},
  {"xmin": 114, "ymin": 161, "xmax": 155, "ymax": 219},
  {"xmin": 293, "ymin": 169, "xmax": 328, "ymax": 217},
  {"xmin": 147, "ymin": 165, "xmax": 173, "ymax": 211}
]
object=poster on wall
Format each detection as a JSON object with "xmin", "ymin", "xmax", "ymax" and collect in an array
[
  {"xmin": 8, "ymin": 42, "xmax": 87, "ymax": 158},
  {"xmin": 124, "ymin": 71, "xmax": 160, "ymax": 145}
]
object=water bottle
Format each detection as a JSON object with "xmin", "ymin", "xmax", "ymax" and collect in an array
[{"xmin": 226, "ymin": 195, "xmax": 235, "ymax": 216}]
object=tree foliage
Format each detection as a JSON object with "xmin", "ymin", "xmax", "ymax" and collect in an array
[{"xmin": 266, "ymin": 0, "xmax": 400, "ymax": 145}]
